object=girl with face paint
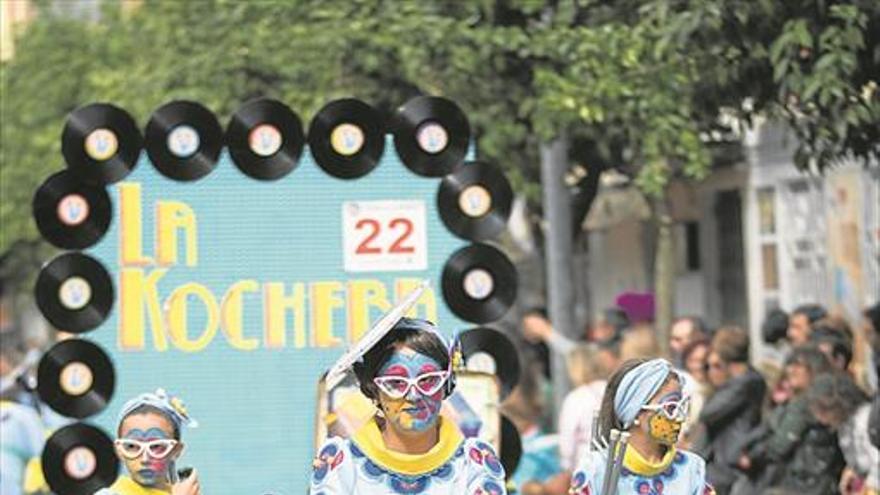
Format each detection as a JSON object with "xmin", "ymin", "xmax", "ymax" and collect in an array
[
  {"xmin": 569, "ymin": 358, "xmax": 715, "ymax": 495},
  {"xmin": 309, "ymin": 318, "xmax": 507, "ymax": 494},
  {"xmin": 94, "ymin": 389, "xmax": 200, "ymax": 495}
]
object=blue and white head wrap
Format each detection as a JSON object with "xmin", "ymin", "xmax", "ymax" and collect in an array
[
  {"xmin": 117, "ymin": 388, "xmax": 198, "ymax": 431},
  {"xmin": 613, "ymin": 359, "xmax": 677, "ymax": 428}
]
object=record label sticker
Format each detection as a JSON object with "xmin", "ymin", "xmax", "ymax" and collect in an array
[
  {"xmin": 466, "ymin": 351, "xmax": 497, "ymax": 375},
  {"xmin": 166, "ymin": 125, "xmax": 201, "ymax": 158},
  {"xmin": 83, "ymin": 129, "xmax": 119, "ymax": 161},
  {"xmin": 59, "ymin": 361, "xmax": 94, "ymax": 396},
  {"xmin": 57, "ymin": 194, "xmax": 90, "ymax": 226},
  {"xmin": 458, "ymin": 185, "xmax": 492, "ymax": 218},
  {"xmin": 64, "ymin": 447, "xmax": 97, "ymax": 480},
  {"xmin": 58, "ymin": 277, "xmax": 92, "ymax": 310},
  {"xmin": 416, "ymin": 122, "xmax": 449, "ymax": 154},
  {"xmin": 342, "ymin": 200, "xmax": 428, "ymax": 272},
  {"xmin": 462, "ymin": 269, "xmax": 494, "ymax": 300},
  {"xmin": 330, "ymin": 123, "xmax": 365, "ymax": 156},
  {"xmin": 248, "ymin": 124, "xmax": 283, "ymax": 157}
]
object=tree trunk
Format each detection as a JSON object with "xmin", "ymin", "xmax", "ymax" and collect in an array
[
  {"xmin": 540, "ymin": 135, "xmax": 576, "ymax": 423},
  {"xmin": 652, "ymin": 191, "xmax": 675, "ymax": 359}
]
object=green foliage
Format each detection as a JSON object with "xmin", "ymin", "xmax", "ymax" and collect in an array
[{"xmin": 2, "ymin": 0, "xmax": 877, "ymax": 251}]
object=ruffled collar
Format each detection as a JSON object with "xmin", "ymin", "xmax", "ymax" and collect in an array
[
  {"xmin": 623, "ymin": 445, "xmax": 678, "ymax": 477},
  {"xmin": 350, "ymin": 415, "xmax": 464, "ymax": 476}
]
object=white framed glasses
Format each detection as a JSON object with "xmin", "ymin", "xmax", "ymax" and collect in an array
[
  {"xmin": 373, "ymin": 370, "xmax": 450, "ymax": 399},
  {"xmin": 114, "ymin": 438, "xmax": 178, "ymax": 459},
  {"xmin": 641, "ymin": 396, "xmax": 691, "ymax": 422}
]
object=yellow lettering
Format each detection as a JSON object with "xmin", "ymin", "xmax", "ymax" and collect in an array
[
  {"xmin": 347, "ymin": 279, "xmax": 390, "ymax": 343},
  {"xmin": 156, "ymin": 201, "xmax": 198, "ymax": 267},
  {"xmin": 220, "ymin": 280, "xmax": 260, "ymax": 351},
  {"xmin": 263, "ymin": 283, "xmax": 306, "ymax": 349},
  {"xmin": 118, "ymin": 268, "xmax": 168, "ymax": 351},
  {"xmin": 310, "ymin": 281, "xmax": 345, "ymax": 348},
  {"xmin": 119, "ymin": 183, "xmax": 154, "ymax": 266},
  {"xmin": 166, "ymin": 283, "xmax": 218, "ymax": 352}
]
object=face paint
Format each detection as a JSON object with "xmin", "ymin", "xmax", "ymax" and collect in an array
[
  {"xmin": 376, "ymin": 347, "xmax": 445, "ymax": 433},
  {"xmin": 117, "ymin": 414, "xmax": 178, "ymax": 488},
  {"xmin": 643, "ymin": 391, "xmax": 684, "ymax": 446}
]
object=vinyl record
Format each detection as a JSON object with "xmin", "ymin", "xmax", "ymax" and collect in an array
[
  {"xmin": 35, "ymin": 252, "xmax": 114, "ymax": 333},
  {"xmin": 459, "ymin": 327, "xmax": 521, "ymax": 400},
  {"xmin": 307, "ymin": 98, "xmax": 384, "ymax": 179},
  {"xmin": 145, "ymin": 100, "xmax": 223, "ymax": 181},
  {"xmin": 499, "ymin": 414, "xmax": 522, "ymax": 479},
  {"xmin": 42, "ymin": 422, "xmax": 118, "ymax": 495},
  {"xmin": 226, "ymin": 98, "xmax": 305, "ymax": 180},
  {"xmin": 33, "ymin": 170, "xmax": 112, "ymax": 249},
  {"xmin": 392, "ymin": 96, "xmax": 469, "ymax": 177},
  {"xmin": 62, "ymin": 103, "xmax": 142, "ymax": 185},
  {"xmin": 437, "ymin": 161, "xmax": 512, "ymax": 241},
  {"xmin": 37, "ymin": 339, "xmax": 114, "ymax": 418},
  {"xmin": 442, "ymin": 244, "xmax": 517, "ymax": 324}
]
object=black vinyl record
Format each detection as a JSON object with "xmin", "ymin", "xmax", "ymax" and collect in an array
[
  {"xmin": 442, "ymin": 243, "xmax": 517, "ymax": 324},
  {"xmin": 499, "ymin": 414, "xmax": 522, "ymax": 479},
  {"xmin": 33, "ymin": 170, "xmax": 112, "ymax": 249},
  {"xmin": 35, "ymin": 252, "xmax": 114, "ymax": 333},
  {"xmin": 37, "ymin": 339, "xmax": 115, "ymax": 418},
  {"xmin": 307, "ymin": 98, "xmax": 385, "ymax": 179},
  {"xmin": 438, "ymin": 161, "xmax": 512, "ymax": 241},
  {"xmin": 227, "ymin": 98, "xmax": 305, "ymax": 180},
  {"xmin": 62, "ymin": 103, "xmax": 142, "ymax": 185},
  {"xmin": 459, "ymin": 327, "xmax": 521, "ymax": 400},
  {"xmin": 145, "ymin": 100, "xmax": 223, "ymax": 181},
  {"xmin": 42, "ymin": 422, "xmax": 118, "ymax": 495},
  {"xmin": 392, "ymin": 96, "xmax": 469, "ymax": 177}
]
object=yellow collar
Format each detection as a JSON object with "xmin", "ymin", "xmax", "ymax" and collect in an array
[
  {"xmin": 110, "ymin": 475, "xmax": 170, "ymax": 495},
  {"xmin": 351, "ymin": 416, "xmax": 464, "ymax": 476},
  {"xmin": 623, "ymin": 445, "xmax": 677, "ymax": 477}
]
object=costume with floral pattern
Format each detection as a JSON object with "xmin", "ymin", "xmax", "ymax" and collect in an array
[{"xmin": 569, "ymin": 446, "xmax": 714, "ymax": 495}]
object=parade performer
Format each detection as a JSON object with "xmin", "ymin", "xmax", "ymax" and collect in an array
[
  {"xmin": 569, "ymin": 358, "xmax": 714, "ymax": 495},
  {"xmin": 96, "ymin": 389, "xmax": 200, "ymax": 495},
  {"xmin": 309, "ymin": 312, "xmax": 506, "ymax": 494}
]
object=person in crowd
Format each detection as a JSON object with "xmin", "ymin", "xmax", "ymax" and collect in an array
[
  {"xmin": 787, "ymin": 304, "xmax": 828, "ymax": 346},
  {"xmin": 558, "ymin": 345, "xmax": 613, "ymax": 472},
  {"xmin": 501, "ymin": 372, "xmax": 562, "ymax": 494},
  {"xmin": 618, "ymin": 323, "xmax": 659, "ymax": 361},
  {"xmin": 97, "ymin": 389, "xmax": 200, "ymax": 495},
  {"xmin": 737, "ymin": 346, "xmax": 839, "ymax": 495},
  {"xmin": 811, "ymin": 321, "xmax": 854, "ymax": 372},
  {"xmin": 807, "ymin": 373, "xmax": 879, "ymax": 495},
  {"xmin": 696, "ymin": 326, "xmax": 766, "ymax": 495},
  {"xmin": 522, "ymin": 307, "xmax": 627, "ymax": 358},
  {"xmin": 569, "ymin": 358, "xmax": 715, "ymax": 494},
  {"xmin": 669, "ymin": 316, "xmax": 709, "ymax": 368},
  {"xmin": 762, "ymin": 309, "xmax": 790, "ymax": 346},
  {"xmin": 678, "ymin": 338, "xmax": 711, "ymax": 448},
  {"xmin": 309, "ymin": 318, "xmax": 506, "ymax": 494}
]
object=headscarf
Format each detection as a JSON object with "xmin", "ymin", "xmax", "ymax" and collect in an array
[
  {"xmin": 117, "ymin": 388, "xmax": 198, "ymax": 431},
  {"xmin": 613, "ymin": 359, "xmax": 675, "ymax": 428}
]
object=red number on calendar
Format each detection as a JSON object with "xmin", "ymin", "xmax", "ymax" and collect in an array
[
  {"xmin": 355, "ymin": 219, "xmax": 382, "ymax": 254},
  {"xmin": 388, "ymin": 218, "xmax": 415, "ymax": 254}
]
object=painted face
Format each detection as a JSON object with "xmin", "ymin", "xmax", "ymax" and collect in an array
[
  {"xmin": 639, "ymin": 382, "xmax": 686, "ymax": 446},
  {"xmin": 116, "ymin": 412, "xmax": 180, "ymax": 487},
  {"xmin": 375, "ymin": 347, "xmax": 445, "ymax": 434}
]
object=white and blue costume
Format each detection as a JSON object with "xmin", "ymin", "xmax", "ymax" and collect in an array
[{"xmin": 310, "ymin": 416, "xmax": 506, "ymax": 495}]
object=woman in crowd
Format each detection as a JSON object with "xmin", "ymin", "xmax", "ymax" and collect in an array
[
  {"xmin": 309, "ymin": 318, "xmax": 506, "ymax": 494},
  {"xmin": 569, "ymin": 358, "xmax": 714, "ymax": 495},
  {"xmin": 558, "ymin": 344, "xmax": 612, "ymax": 472},
  {"xmin": 678, "ymin": 338, "xmax": 711, "ymax": 448},
  {"xmin": 807, "ymin": 373, "xmax": 878, "ymax": 495},
  {"xmin": 97, "ymin": 389, "xmax": 200, "ymax": 495}
]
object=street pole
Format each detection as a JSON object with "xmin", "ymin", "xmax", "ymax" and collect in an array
[{"xmin": 540, "ymin": 135, "xmax": 576, "ymax": 421}]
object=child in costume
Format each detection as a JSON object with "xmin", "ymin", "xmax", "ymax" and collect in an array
[
  {"xmin": 569, "ymin": 358, "xmax": 714, "ymax": 495},
  {"xmin": 95, "ymin": 389, "xmax": 200, "ymax": 495},
  {"xmin": 309, "ymin": 317, "xmax": 507, "ymax": 494}
]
